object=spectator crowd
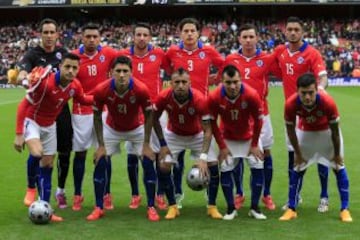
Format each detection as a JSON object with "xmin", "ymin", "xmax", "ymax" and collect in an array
[{"xmin": 1, "ymin": 17, "xmax": 360, "ymax": 84}]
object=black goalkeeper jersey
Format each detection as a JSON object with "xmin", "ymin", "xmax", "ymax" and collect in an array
[{"xmin": 17, "ymin": 46, "xmax": 68, "ymax": 73}]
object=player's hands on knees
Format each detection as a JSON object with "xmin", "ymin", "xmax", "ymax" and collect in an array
[
  {"xmin": 195, "ymin": 160, "xmax": 209, "ymax": 179},
  {"xmin": 14, "ymin": 134, "xmax": 25, "ymax": 153},
  {"xmin": 249, "ymin": 146, "xmax": 264, "ymax": 161},
  {"xmin": 294, "ymin": 153, "xmax": 306, "ymax": 171},
  {"xmin": 333, "ymin": 155, "xmax": 344, "ymax": 171},
  {"xmin": 159, "ymin": 146, "xmax": 171, "ymax": 162},
  {"xmin": 218, "ymin": 147, "xmax": 232, "ymax": 165},
  {"xmin": 94, "ymin": 146, "xmax": 107, "ymax": 164},
  {"xmin": 142, "ymin": 143, "xmax": 155, "ymax": 161}
]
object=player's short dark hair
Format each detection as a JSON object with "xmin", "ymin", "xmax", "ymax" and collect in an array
[
  {"xmin": 222, "ymin": 65, "xmax": 239, "ymax": 78},
  {"xmin": 111, "ymin": 56, "xmax": 132, "ymax": 70},
  {"xmin": 297, "ymin": 73, "xmax": 317, "ymax": 89},
  {"xmin": 286, "ymin": 16, "xmax": 304, "ymax": 28},
  {"xmin": 61, "ymin": 53, "xmax": 80, "ymax": 62},
  {"xmin": 39, "ymin": 18, "xmax": 58, "ymax": 32},
  {"xmin": 172, "ymin": 67, "xmax": 189, "ymax": 77},
  {"xmin": 82, "ymin": 23, "xmax": 100, "ymax": 32},
  {"xmin": 178, "ymin": 18, "xmax": 200, "ymax": 32},
  {"xmin": 134, "ymin": 22, "xmax": 152, "ymax": 35},
  {"xmin": 238, "ymin": 23, "xmax": 258, "ymax": 36}
]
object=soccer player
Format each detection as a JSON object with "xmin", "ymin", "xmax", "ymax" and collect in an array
[
  {"xmin": 164, "ymin": 17, "xmax": 224, "ymax": 207},
  {"xmin": 223, "ymin": 23, "xmax": 278, "ymax": 211},
  {"xmin": 58, "ymin": 23, "xmax": 118, "ymax": 211},
  {"xmin": 118, "ymin": 22, "xmax": 167, "ymax": 210},
  {"xmin": 275, "ymin": 16, "xmax": 330, "ymax": 212},
  {"xmin": 152, "ymin": 67, "xmax": 216, "ymax": 220},
  {"xmin": 279, "ymin": 73, "xmax": 352, "ymax": 222},
  {"xmin": 87, "ymin": 56, "xmax": 158, "ymax": 221},
  {"xmin": 15, "ymin": 18, "xmax": 70, "ymax": 207},
  {"xmin": 14, "ymin": 53, "xmax": 92, "ymax": 222},
  {"xmin": 208, "ymin": 65, "xmax": 265, "ymax": 220}
]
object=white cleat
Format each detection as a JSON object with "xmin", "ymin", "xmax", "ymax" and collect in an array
[
  {"xmin": 317, "ymin": 198, "xmax": 329, "ymax": 213},
  {"xmin": 223, "ymin": 210, "xmax": 238, "ymax": 220},
  {"xmin": 248, "ymin": 209, "xmax": 267, "ymax": 220},
  {"xmin": 175, "ymin": 193, "xmax": 184, "ymax": 209}
]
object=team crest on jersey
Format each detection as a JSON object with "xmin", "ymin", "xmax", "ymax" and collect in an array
[
  {"xmin": 150, "ymin": 55, "xmax": 156, "ymax": 62},
  {"xmin": 241, "ymin": 101, "xmax": 248, "ymax": 109},
  {"xmin": 129, "ymin": 96, "xmax": 136, "ymax": 104},
  {"xmin": 256, "ymin": 60, "xmax": 264, "ymax": 67},
  {"xmin": 99, "ymin": 55, "xmax": 105, "ymax": 63},
  {"xmin": 199, "ymin": 52, "xmax": 205, "ymax": 59},
  {"xmin": 56, "ymin": 52, "xmax": 62, "ymax": 60},
  {"xmin": 316, "ymin": 110, "xmax": 323, "ymax": 117},
  {"xmin": 297, "ymin": 57, "xmax": 304, "ymax": 64},
  {"xmin": 188, "ymin": 107, "xmax": 195, "ymax": 115},
  {"xmin": 69, "ymin": 89, "xmax": 75, "ymax": 97}
]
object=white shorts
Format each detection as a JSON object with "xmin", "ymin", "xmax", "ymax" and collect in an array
[
  {"xmin": 294, "ymin": 128, "xmax": 345, "ymax": 171},
  {"xmin": 23, "ymin": 118, "xmax": 57, "ymax": 155},
  {"xmin": 162, "ymin": 128, "xmax": 215, "ymax": 165},
  {"xmin": 104, "ymin": 123, "xmax": 144, "ymax": 156},
  {"xmin": 72, "ymin": 114, "xmax": 96, "ymax": 152},
  {"xmin": 208, "ymin": 138, "xmax": 264, "ymax": 172},
  {"xmin": 261, "ymin": 114, "xmax": 274, "ymax": 150}
]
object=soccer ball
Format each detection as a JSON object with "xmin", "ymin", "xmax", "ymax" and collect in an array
[
  {"xmin": 186, "ymin": 167, "xmax": 210, "ymax": 191},
  {"xmin": 28, "ymin": 200, "xmax": 53, "ymax": 224}
]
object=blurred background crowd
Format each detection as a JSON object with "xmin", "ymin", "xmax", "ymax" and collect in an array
[{"xmin": 1, "ymin": 17, "xmax": 360, "ymax": 84}]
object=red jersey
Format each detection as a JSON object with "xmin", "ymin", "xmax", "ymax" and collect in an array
[
  {"xmin": 23, "ymin": 72, "xmax": 92, "ymax": 127},
  {"xmin": 208, "ymin": 83, "xmax": 263, "ymax": 147},
  {"xmin": 154, "ymin": 88, "xmax": 210, "ymax": 136},
  {"xmin": 275, "ymin": 41, "xmax": 327, "ymax": 99},
  {"xmin": 118, "ymin": 45, "xmax": 165, "ymax": 102},
  {"xmin": 72, "ymin": 45, "xmax": 118, "ymax": 114},
  {"xmin": 224, "ymin": 49, "xmax": 277, "ymax": 115},
  {"xmin": 285, "ymin": 91, "xmax": 339, "ymax": 131},
  {"xmin": 93, "ymin": 78, "xmax": 152, "ymax": 132},
  {"xmin": 164, "ymin": 41, "xmax": 224, "ymax": 96}
]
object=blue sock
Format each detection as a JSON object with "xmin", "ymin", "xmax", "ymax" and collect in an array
[
  {"xmin": 250, "ymin": 168, "xmax": 263, "ymax": 210},
  {"xmin": 221, "ymin": 170, "xmax": 235, "ymax": 213},
  {"xmin": 288, "ymin": 170, "xmax": 305, "ymax": 210},
  {"xmin": 106, "ymin": 156, "xmax": 112, "ymax": 194},
  {"xmin": 158, "ymin": 169, "xmax": 176, "ymax": 205},
  {"xmin": 335, "ymin": 168, "xmax": 349, "ymax": 210},
  {"xmin": 94, "ymin": 157, "xmax": 107, "ymax": 209},
  {"xmin": 317, "ymin": 164, "xmax": 329, "ymax": 199},
  {"xmin": 173, "ymin": 150, "xmax": 185, "ymax": 195},
  {"xmin": 155, "ymin": 155, "xmax": 164, "ymax": 196},
  {"xmin": 208, "ymin": 165, "xmax": 219, "ymax": 205},
  {"xmin": 39, "ymin": 167, "xmax": 52, "ymax": 202},
  {"xmin": 73, "ymin": 154, "xmax": 86, "ymax": 196},
  {"xmin": 233, "ymin": 158, "xmax": 244, "ymax": 196},
  {"xmin": 263, "ymin": 155, "xmax": 273, "ymax": 197},
  {"xmin": 141, "ymin": 157, "xmax": 157, "ymax": 207},
  {"xmin": 288, "ymin": 151, "xmax": 295, "ymax": 184},
  {"xmin": 27, "ymin": 154, "xmax": 40, "ymax": 189},
  {"xmin": 127, "ymin": 154, "xmax": 139, "ymax": 196}
]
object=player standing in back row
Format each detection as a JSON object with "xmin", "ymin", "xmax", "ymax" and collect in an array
[
  {"xmin": 274, "ymin": 16, "xmax": 330, "ymax": 212},
  {"xmin": 118, "ymin": 22, "xmax": 167, "ymax": 210},
  {"xmin": 54, "ymin": 23, "xmax": 118, "ymax": 211},
  {"xmin": 164, "ymin": 17, "xmax": 224, "ymax": 208}
]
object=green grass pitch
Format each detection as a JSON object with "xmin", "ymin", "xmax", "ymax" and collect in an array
[{"xmin": 0, "ymin": 87, "xmax": 359, "ymax": 240}]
